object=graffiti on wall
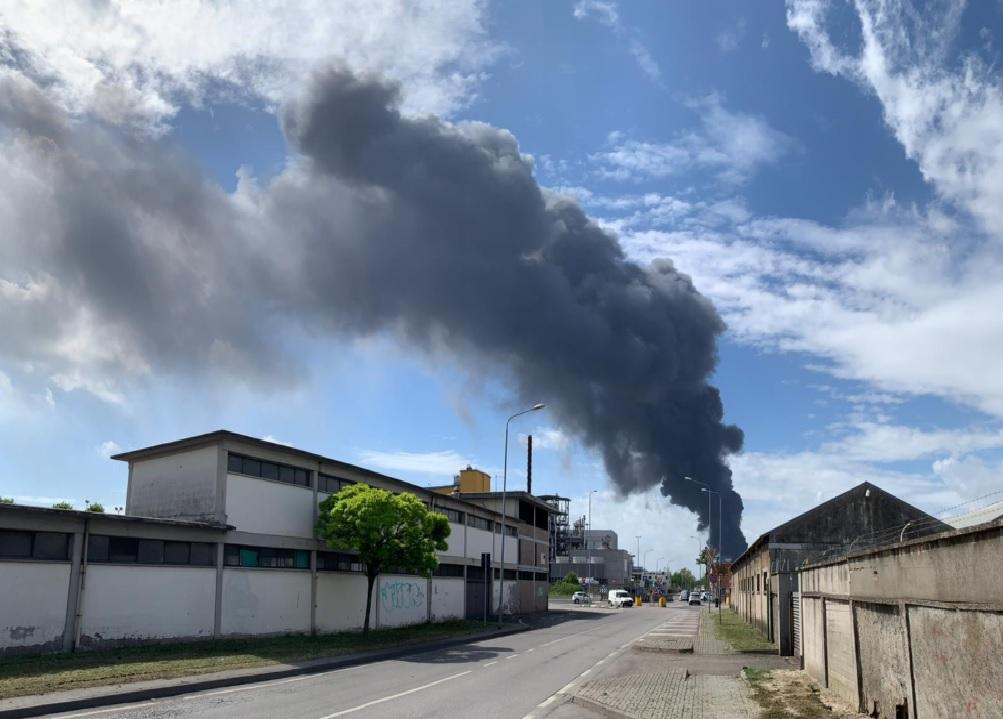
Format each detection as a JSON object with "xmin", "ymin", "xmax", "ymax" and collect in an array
[{"xmin": 380, "ymin": 581, "xmax": 425, "ymax": 611}]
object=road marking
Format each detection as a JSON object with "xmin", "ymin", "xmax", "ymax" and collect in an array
[
  {"xmin": 52, "ymin": 703, "xmax": 157, "ymax": 718},
  {"xmin": 526, "ymin": 647, "xmax": 535, "ymax": 652},
  {"xmin": 317, "ymin": 670, "xmax": 472, "ymax": 718},
  {"xmin": 505, "ymin": 654, "xmax": 517, "ymax": 660},
  {"xmin": 483, "ymin": 660, "xmax": 498, "ymax": 667}
]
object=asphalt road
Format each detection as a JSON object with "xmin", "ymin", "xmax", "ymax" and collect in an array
[{"xmin": 46, "ymin": 605, "xmax": 696, "ymax": 719}]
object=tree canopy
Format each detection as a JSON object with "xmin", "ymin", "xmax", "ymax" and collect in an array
[{"xmin": 316, "ymin": 483, "xmax": 450, "ymax": 632}]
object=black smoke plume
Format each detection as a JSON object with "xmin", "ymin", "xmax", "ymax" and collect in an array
[{"xmin": 0, "ymin": 69, "xmax": 747, "ymax": 556}]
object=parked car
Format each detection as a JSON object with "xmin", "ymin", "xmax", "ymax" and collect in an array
[
  {"xmin": 678, "ymin": 591, "xmax": 688, "ymax": 602},
  {"xmin": 572, "ymin": 591, "xmax": 591, "ymax": 605},
  {"xmin": 688, "ymin": 593, "xmax": 702, "ymax": 606},
  {"xmin": 608, "ymin": 589, "xmax": 634, "ymax": 607}
]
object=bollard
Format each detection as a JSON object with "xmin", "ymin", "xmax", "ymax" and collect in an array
[
  {"xmin": 634, "ymin": 596, "xmax": 642, "ymax": 607},
  {"xmin": 659, "ymin": 596, "xmax": 666, "ymax": 607}
]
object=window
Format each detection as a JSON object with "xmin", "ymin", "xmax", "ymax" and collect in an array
[
  {"xmin": 87, "ymin": 535, "xmax": 215, "ymax": 566},
  {"xmin": 468, "ymin": 515, "xmax": 493, "ymax": 531},
  {"xmin": 440, "ymin": 508, "xmax": 464, "ymax": 524},
  {"xmin": 164, "ymin": 541, "xmax": 190, "ymax": 565},
  {"xmin": 317, "ymin": 551, "xmax": 365, "ymax": 572},
  {"xmin": 224, "ymin": 544, "xmax": 310, "ymax": 569},
  {"xmin": 33, "ymin": 532, "xmax": 70, "ymax": 560},
  {"xmin": 189, "ymin": 542, "xmax": 214, "ymax": 566},
  {"xmin": 318, "ymin": 473, "xmax": 355, "ymax": 494},
  {"xmin": 504, "ymin": 525, "xmax": 518, "ymax": 538},
  {"xmin": 518, "ymin": 570, "xmax": 534, "ymax": 581},
  {"xmin": 0, "ymin": 530, "xmax": 33, "ymax": 558},
  {"xmin": 535, "ymin": 571, "xmax": 548, "ymax": 582},
  {"xmin": 433, "ymin": 563, "xmax": 465, "ymax": 577},
  {"xmin": 228, "ymin": 453, "xmax": 312, "ymax": 488},
  {"xmin": 137, "ymin": 539, "xmax": 164, "ymax": 564}
]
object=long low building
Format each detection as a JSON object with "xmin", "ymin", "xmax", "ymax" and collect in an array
[{"xmin": 0, "ymin": 430, "xmax": 554, "ymax": 655}]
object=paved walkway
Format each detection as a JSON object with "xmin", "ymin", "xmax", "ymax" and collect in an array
[{"xmin": 542, "ymin": 606, "xmax": 791, "ymax": 719}]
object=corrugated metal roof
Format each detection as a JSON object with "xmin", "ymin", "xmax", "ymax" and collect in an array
[{"xmin": 944, "ymin": 499, "xmax": 1003, "ymax": 529}]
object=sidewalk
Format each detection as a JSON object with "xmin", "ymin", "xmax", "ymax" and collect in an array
[
  {"xmin": 556, "ymin": 608, "xmax": 793, "ymax": 719},
  {"xmin": 0, "ymin": 622, "xmax": 529, "ymax": 719}
]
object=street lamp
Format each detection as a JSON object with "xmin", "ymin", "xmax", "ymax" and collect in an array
[
  {"xmin": 498, "ymin": 403, "xmax": 545, "ymax": 627},
  {"xmin": 587, "ymin": 489, "xmax": 598, "ymax": 596},
  {"xmin": 657, "ymin": 557, "xmax": 665, "ymax": 572},
  {"xmin": 684, "ymin": 476, "xmax": 722, "ymax": 558}
]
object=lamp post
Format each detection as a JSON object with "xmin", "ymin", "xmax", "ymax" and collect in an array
[
  {"xmin": 498, "ymin": 403, "xmax": 545, "ymax": 628},
  {"xmin": 684, "ymin": 476, "xmax": 722, "ymax": 559},
  {"xmin": 587, "ymin": 489, "xmax": 598, "ymax": 598}
]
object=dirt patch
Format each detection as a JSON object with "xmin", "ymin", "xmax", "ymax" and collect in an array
[{"xmin": 744, "ymin": 669, "xmax": 863, "ymax": 718}]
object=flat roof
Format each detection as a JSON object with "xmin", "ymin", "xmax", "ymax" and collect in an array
[
  {"xmin": 453, "ymin": 491, "xmax": 560, "ymax": 514},
  {"xmin": 111, "ymin": 429, "xmax": 542, "ymax": 525},
  {"xmin": 0, "ymin": 503, "xmax": 231, "ymax": 530}
]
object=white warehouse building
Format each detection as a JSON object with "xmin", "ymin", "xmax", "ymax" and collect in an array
[{"xmin": 0, "ymin": 430, "xmax": 554, "ymax": 655}]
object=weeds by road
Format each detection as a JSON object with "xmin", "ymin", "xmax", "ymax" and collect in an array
[
  {"xmin": 744, "ymin": 668, "xmax": 860, "ymax": 718},
  {"xmin": 711, "ymin": 610, "xmax": 777, "ymax": 653},
  {"xmin": 0, "ymin": 620, "xmax": 490, "ymax": 699}
]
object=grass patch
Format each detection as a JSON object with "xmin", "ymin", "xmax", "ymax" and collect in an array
[
  {"xmin": 744, "ymin": 668, "xmax": 846, "ymax": 719},
  {"xmin": 711, "ymin": 610, "xmax": 777, "ymax": 653},
  {"xmin": 0, "ymin": 620, "xmax": 490, "ymax": 699}
]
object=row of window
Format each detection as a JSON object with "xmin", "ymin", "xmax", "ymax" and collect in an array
[
  {"xmin": 0, "ymin": 530, "xmax": 71, "ymax": 560},
  {"xmin": 224, "ymin": 544, "xmax": 310, "ymax": 569},
  {"xmin": 318, "ymin": 473, "xmax": 355, "ymax": 494},
  {"xmin": 317, "ymin": 551, "xmax": 365, "ymax": 573},
  {"xmin": 441, "ymin": 508, "xmax": 465, "ymax": 524},
  {"xmin": 228, "ymin": 453, "xmax": 311, "ymax": 487},
  {"xmin": 88, "ymin": 535, "xmax": 215, "ymax": 566}
]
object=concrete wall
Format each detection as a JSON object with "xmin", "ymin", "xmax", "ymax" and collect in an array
[
  {"xmin": 226, "ymin": 475, "xmax": 316, "ymax": 538},
  {"xmin": 467, "ymin": 527, "xmax": 493, "ymax": 559},
  {"xmin": 823, "ymin": 599, "xmax": 857, "ymax": 705},
  {"xmin": 802, "ymin": 596, "xmax": 826, "ymax": 685},
  {"xmin": 221, "ymin": 568, "xmax": 311, "ymax": 635},
  {"xmin": 909, "ymin": 605, "xmax": 1003, "ymax": 719},
  {"xmin": 377, "ymin": 575, "xmax": 429, "ymax": 628},
  {"xmin": 799, "ymin": 521, "xmax": 1003, "ymax": 717},
  {"xmin": 0, "ymin": 562, "xmax": 70, "ymax": 654},
  {"xmin": 79, "ymin": 565, "xmax": 215, "ymax": 646},
  {"xmin": 315, "ymin": 572, "xmax": 368, "ymax": 632},
  {"xmin": 444, "ymin": 522, "xmax": 465, "ymax": 558},
  {"xmin": 855, "ymin": 602, "xmax": 911, "ymax": 718},
  {"xmin": 731, "ymin": 542, "xmax": 771, "ymax": 639},
  {"xmin": 128, "ymin": 446, "xmax": 220, "ymax": 522},
  {"xmin": 430, "ymin": 578, "xmax": 465, "ymax": 621}
]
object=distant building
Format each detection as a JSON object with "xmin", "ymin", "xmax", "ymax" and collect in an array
[
  {"xmin": 944, "ymin": 498, "xmax": 1003, "ymax": 529},
  {"xmin": 549, "ymin": 528, "xmax": 634, "ymax": 588},
  {"xmin": 730, "ymin": 482, "xmax": 950, "ymax": 656}
]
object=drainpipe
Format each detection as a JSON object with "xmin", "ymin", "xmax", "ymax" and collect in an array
[{"xmin": 71, "ymin": 516, "xmax": 90, "ymax": 652}]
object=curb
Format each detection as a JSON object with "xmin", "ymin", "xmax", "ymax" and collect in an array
[
  {"xmin": 0, "ymin": 624, "xmax": 530, "ymax": 719},
  {"xmin": 569, "ymin": 694, "xmax": 634, "ymax": 719}
]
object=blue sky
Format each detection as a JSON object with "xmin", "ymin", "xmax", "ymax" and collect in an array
[{"xmin": 3, "ymin": 0, "xmax": 1003, "ymax": 575}]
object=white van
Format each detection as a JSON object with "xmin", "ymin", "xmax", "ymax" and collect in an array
[{"xmin": 608, "ymin": 589, "xmax": 634, "ymax": 607}]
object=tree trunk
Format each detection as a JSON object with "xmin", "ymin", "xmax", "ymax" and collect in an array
[{"xmin": 364, "ymin": 572, "xmax": 377, "ymax": 634}]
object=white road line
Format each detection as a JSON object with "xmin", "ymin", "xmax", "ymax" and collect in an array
[
  {"xmin": 317, "ymin": 670, "xmax": 472, "ymax": 718},
  {"xmin": 483, "ymin": 660, "xmax": 498, "ymax": 667},
  {"xmin": 52, "ymin": 703, "xmax": 157, "ymax": 718},
  {"xmin": 526, "ymin": 647, "xmax": 535, "ymax": 652},
  {"xmin": 505, "ymin": 654, "xmax": 517, "ymax": 660}
]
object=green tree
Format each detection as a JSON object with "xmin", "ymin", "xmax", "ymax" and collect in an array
[
  {"xmin": 563, "ymin": 571, "xmax": 579, "ymax": 585},
  {"xmin": 52, "ymin": 501, "xmax": 74, "ymax": 510},
  {"xmin": 316, "ymin": 484, "xmax": 450, "ymax": 634},
  {"xmin": 0, "ymin": 497, "xmax": 14, "ymax": 505},
  {"xmin": 672, "ymin": 568, "xmax": 695, "ymax": 589},
  {"xmin": 85, "ymin": 501, "xmax": 105, "ymax": 513}
]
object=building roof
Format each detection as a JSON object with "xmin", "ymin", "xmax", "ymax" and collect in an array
[
  {"xmin": 0, "ymin": 502, "xmax": 231, "ymax": 530},
  {"xmin": 452, "ymin": 491, "xmax": 560, "ymax": 514},
  {"xmin": 732, "ymin": 481, "xmax": 950, "ymax": 568},
  {"xmin": 943, "ymin": 499, "xmax": 1003, "ymax": 529}
]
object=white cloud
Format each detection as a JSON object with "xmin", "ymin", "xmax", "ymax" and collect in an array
[
  {"xmin": 592, "ymin": 95, "xmax": 793, "ymax": 184},
  {"xmin": 716, "ymin": 19, "xmax": 746, "ymax": 54},
  {"xmin": 572, "ymin": 0, "xmax": 661, "ymax": 83},
  {"xmin": 787, "ymin": 0, "xmax": 1003, "ymax": 237},
  {"xmin": 261, "ymin": 434, "xmax": 292, "ymax": 446},
  {"xmin": 0, "ymin": 0, "xmax": 496, "ymax": 131},
  {"xmin": 357, "ymin": 448, "xmax": 474, "ymax": 476},
  {"xmin": 96, "ymin": 440, "xmax": 121, "ymax": 458}
]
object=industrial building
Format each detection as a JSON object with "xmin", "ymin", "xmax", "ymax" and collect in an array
[
  {"xmin": 0, "ymin": 430, "xmax": 553, "ymax": 655},
  {"xmin": 730, "ymin": 482, "xmax": 949, "ymax": 655}
]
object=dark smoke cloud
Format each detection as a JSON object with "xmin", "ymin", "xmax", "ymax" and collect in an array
[{"xmin": 0, "ymin": 68, "xmax": 747, "ymax": 555}]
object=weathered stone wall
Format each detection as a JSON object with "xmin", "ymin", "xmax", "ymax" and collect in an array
[{"xmin": 798, "ymin": 521, "xmax": 1003, "ymax": 718}]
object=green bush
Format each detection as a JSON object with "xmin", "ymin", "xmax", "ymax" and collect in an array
[{"xmin": 52, "ymin": 501, "xmax": 74, "ymax": 510}]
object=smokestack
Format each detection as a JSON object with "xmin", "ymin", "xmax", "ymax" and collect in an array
[{"xmin": 527, "ymin": 434, "xmax": 533, "ymax": 495}]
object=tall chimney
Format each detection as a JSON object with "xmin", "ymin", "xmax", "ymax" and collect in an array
[{"xmin": 527, "ymin": 434, "xmax": 533, "ymax": 495}]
